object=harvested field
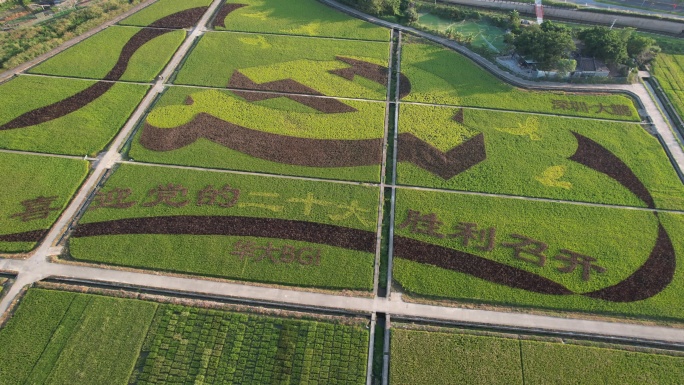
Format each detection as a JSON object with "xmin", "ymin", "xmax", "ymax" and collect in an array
[
  {"xmin": 28, "ymin": 26, "xmax": 185, "ymax": 82},
  {"xmin": 392, "ymin": 188, "xmax": 684, "ymax": 321},
  {"xmin": 396, "ymin": 104, "xmax": 684, "ymax": 210},
  {"xmin": 67, "ymin": 163, "xmax": 378, "ymax": 289},
  {"xmin": 130, "ymin": 87, "xmax": 385, "ymax": 182},
  {"xmin": 0, "ymin": 76, "xmax": 149, "ymax": 155},
  {"xmin": 214, "ymin": 0, "xmax": 389, "ymax": 41},
  {"xmin": 174, "ymin": 32, "xmax": 390, "ymax": 100},
  {"xmin": 119, "ymin": 0, "xmax": 212, "ymax": 28},
  {"xmin": 0, "ymin": 153, "xmax": 88, "ymax": 253}
]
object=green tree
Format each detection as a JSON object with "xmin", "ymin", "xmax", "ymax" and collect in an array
[
  {"xmin": 556, "ymin": 58, "xmax": 577, "ymax": 76},
  {"xmin": 513, "ymin": 21, "xmax": 576, "ymax": 70},
  {"xmin": 578, "ymin": 26, "xmax": 632, "ymax": 65},
  {"xmin": 626, "ymin": 34, "xmax": 659, "ymax": 65},
  {"xmin": 509, "ymin": 10, "xmax": 521, "ymax": 33}
]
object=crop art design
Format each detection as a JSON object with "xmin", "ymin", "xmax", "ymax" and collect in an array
[{"xmin": 0, "ymin": 8, "xmax": 207, "ymax": 131}]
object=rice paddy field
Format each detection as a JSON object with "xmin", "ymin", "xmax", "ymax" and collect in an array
[
  {"xmin": 1, "ymin": 0, "xmax": 684, "ymax": 382},
  {"xmin": 391, "ymin": 326, "xmax": 684, "ymax": 385},
  {"xmin": 0, "ymin": 288, "xmax": 369, "ymax": 384},
  {"xmin": 652, "ymin": 53, "xmax": 684, "ymax": 120}
]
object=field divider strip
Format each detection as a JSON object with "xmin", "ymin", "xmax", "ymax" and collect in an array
[
  {"xmin": 373, "ymin": 28, "xmax": 395, "ymax": 297},
  {"xmin": 396, "ymin": 184, "xmax": 684, "ymax": 214},
  {"xmin": 116, "ymin": 160, "xmax": 380, "ymax": 187},
  {"xmin": 386, "ymin": 32, "xmax": 402, "ymax": 297},
  {"xmin": 365, "ymin": 312, "xmax": 377, "ymax": 385},
  {"xmin": 19, "ymin": 73, "xmax": 154, "ymax": 86},
  {"xmin": 0, "ymin": 148, "xmax": 95, "ymax": 161},
  {"xmin": 3, "ymin": 258, "xmax": 684, "ymax": 344}
]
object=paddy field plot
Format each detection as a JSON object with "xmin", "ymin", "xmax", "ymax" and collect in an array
[
  {"xmin": 66, "ymin": 163, "xmax": 378, "ymax": 291},
  {"xmin": 396, "ymin": 104, "xmax": 684, "ymax": 210},
  {"xmin": 119, "ymin": 0, "xmax": 214, "ymax": 28},
  {"xmin": 0, "ymin": 76, "xmax": 149, "ymax": 156},
  {"xmin": 0, "ymin": 152, "xmax": 89, "ymax": 253},
  {"xmin": 391, "ymin": 326, "xmax": 684, "ymax": 385},
  {"xmin": 213, "ymin": 0, "xmax": 389, "ymax": 41},
  {"xmin": 28, "ymin": 26, "xmax": 185, "ymax": 82},
  {"xmin": 129, "ymin": 86, "xmax": 386, "ymax": 182},
  {"xmin": 400, "ymin": 39, "xmax": 639, "ymax": 121},
  {"xmin": 652, "ymin": 53, "xmax": 684, "ymax": 120},
  {"xmin": 392, "ymin": 188, "xmax": 684, "ymax": 322},
  {"xmin": 0, "ymin": 288, "xmax": 369, "ymax": 384},
  {"xmin": 174, "ymin": 32, "xmax": 390, "ymax": 100}
]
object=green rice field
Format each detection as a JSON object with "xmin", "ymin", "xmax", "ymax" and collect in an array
[{"xmin": 391, "ymin": 327, "xmax": 684, "ymax": 385}]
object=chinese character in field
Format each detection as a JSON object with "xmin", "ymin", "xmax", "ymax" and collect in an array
[
  {"xmin": 398, "ymin": 209, "xmax": 444, "ymax": 238},
  {"xmin": 90, "ymin": 187, "xmax": 135, "ymax": 210},
  {"xmin": 570, "ymin": 101, "xmax": 589, "ymax": 113},
  {"xmin": 255, "ymin": 242, "xmax": 281, "ymax": 263},
  {"xmin": 501, "ymin": 234, "xmax": 548, "ymax": 267},
  {"xmin": 552, "ymin": 100, "xmax": 570, "ymax": 110},
  {"xmin": 10, "ymin": 196, "xmax": 60, "ymax": 222},
  {"xmin": 609, "ymin": 104, "xmax": 631, "ymax": 116},
  {"xmin": 197, "ymin": 184, "xmax": 240, "ymax": 208},
  {"xmin": 449, "ymin": 222, "xmax": 496, "ymax": 251},
  {"xmin": 554, "ymin": 249, "xmax": 606, "ymax": 281},
  {"xmin": 593, "ymin": 103, "xmax": 609, "ymax": 114},
  {"xmin": 231, "ymin": 240, "xmax": 260, "ymax": 260},
  {"xmin": 329, "ymin": 200, "xmax": 372, "ymax": 226},
  {"xmin": 237, "ymin": 192, "xmax": 283, "ymax": 212},
  {"xmin": 142, "ymin": 184, "xmax": 189, "ymax": 207},
  {"xmin": 287, "ymin": 192, "xmax": 332, "ymax": 216}
]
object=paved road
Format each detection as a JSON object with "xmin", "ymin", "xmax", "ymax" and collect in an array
[
  {"xmin": 2, "ymin": 0, "xmax": 684, "ymax": 348},
  {"xmin": 2, "ymin": 257, "xmax": 684, "ymax": 344}
]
